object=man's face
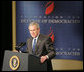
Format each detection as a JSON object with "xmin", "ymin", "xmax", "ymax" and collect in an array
[{"xmin": 29, "ymin": 25, "xmax": 40, "ymax": 38}]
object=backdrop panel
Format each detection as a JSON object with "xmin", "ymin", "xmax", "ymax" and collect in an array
[{"xmin": 16, "ymin": 1, "xmax": 83, "ymax": 61}]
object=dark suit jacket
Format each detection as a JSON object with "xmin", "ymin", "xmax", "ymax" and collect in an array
[
  {"xmin": 26, "ymin": 34, "xmax": 56, "ymax": 71},
  {"xmin": 26, "ymin": 34, "xmax": 56, "ymax": 59}
]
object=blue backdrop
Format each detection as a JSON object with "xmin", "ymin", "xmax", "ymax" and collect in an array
[{"xmin": 16, "ymin": 1, "xmax": 83, "ymax": 61}]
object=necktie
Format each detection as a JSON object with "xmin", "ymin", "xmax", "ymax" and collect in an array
[{"xmin": 32, "ymin": 39, "xmax": 36, "ymax": 52}]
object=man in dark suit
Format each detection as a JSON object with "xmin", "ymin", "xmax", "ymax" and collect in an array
[{"xmin": 26, "ymin": 21, "xmax": 56, "ymax": 71}]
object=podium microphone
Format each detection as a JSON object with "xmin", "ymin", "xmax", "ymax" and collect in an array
[{"xmin": 16, "ymin": 42, "xmax": 26, "ymax": 51}]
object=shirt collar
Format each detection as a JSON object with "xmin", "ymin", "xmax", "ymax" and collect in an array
[{"xmin": 33, "ymin": 33, "xmax": 40, "ymax": 40}]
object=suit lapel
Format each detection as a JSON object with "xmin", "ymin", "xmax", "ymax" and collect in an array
[
  {"xmin": 35, "ymin": 34, "xmax": 42, "ymax": 54},
  {"xmin": 28, "ymin": 38, "xmax": 33, "ymax": 54}
]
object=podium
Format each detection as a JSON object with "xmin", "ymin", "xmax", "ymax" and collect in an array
[{"xmin": 2, "ymin": 50, "xmax": 47, "ymax": 71}]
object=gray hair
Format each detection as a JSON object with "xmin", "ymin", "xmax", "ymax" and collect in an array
[{"xmin": 28, "ymin": 21, "xmax": 40, "ymax": 29}]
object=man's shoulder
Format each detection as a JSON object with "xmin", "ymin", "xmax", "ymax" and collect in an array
[
  {"xmin": 39, "ymin": 34, "xmax": 49, "ymax": 38},
  {"xmin": 39, "ymin": 34, "xmax": 51, "ymax": 41},
  {"xmin": 39, "ymin": 34, "xmax": 52, "ymax": 43},
  {"xmin": 27, "ymin": 37, "xmax": 32, "ymax": 41}
]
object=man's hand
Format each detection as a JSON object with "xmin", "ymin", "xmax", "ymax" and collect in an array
[{"xmin": 40, "ymin": 56, "xmax": 47, "ymax": 63}]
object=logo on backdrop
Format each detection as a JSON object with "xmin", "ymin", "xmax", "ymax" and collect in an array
[
  {"xmin": 9, "ymin": 56, "xmax": 20, "ymax": 71},
  {"xmin": 45, "ymin": 1, "xmax": 54, "ymax": 15},
  {"xmin": 48, "ymin": 27, "xmax": 54, "ymax": 43}
]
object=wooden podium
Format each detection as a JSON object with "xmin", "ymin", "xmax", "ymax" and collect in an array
[{"xmin": 2, "ymin": 50, "xmax": 47, "ymax": 71}]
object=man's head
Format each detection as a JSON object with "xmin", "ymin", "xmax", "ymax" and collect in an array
[{"xmin": 28, "ymin": 22, "xmax": 40, "ymax": 38}]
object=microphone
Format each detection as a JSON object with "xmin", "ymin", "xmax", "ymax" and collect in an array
[{"xmin": 16, "ymin": 42, "xmax": 26, "ymax": 51}]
